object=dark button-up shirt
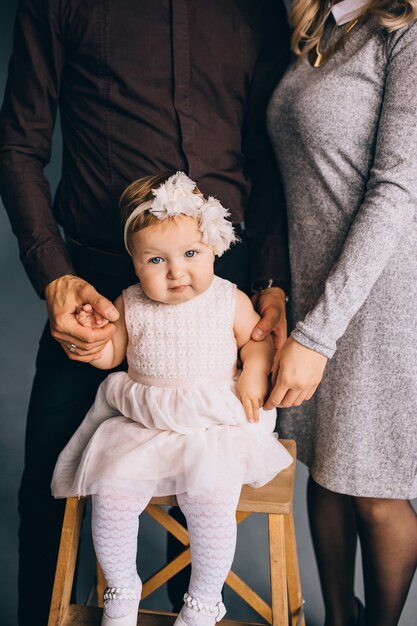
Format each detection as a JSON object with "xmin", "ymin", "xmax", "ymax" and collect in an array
[{"xmin": 0, "ymin": 0, "xmax": 290, "ymax": 296}]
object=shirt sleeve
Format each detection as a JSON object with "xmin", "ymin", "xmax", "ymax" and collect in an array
[
  {"xmin": 242, "ymin": 0, "xmax": 291, "ymax": 291},
  {"xmin": 291, "ymin": 23, "xmax": 417, "ymax": 358},
  {"xmin": 0, "ymin": 0, "xmax": 75, "ymax": 297}
]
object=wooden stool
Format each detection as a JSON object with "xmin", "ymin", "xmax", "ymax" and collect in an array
[{"xmin": 48, "ymin": 439, "xmax": 305, "ymax": 626}]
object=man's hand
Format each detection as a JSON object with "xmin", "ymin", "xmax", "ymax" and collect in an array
[
  {"xmin": 45, "ymin": 274, "xmax": 119, "ymax": 362},
  {"xmin": 251, "ymin": 287, "xmax": 287, "ymax": 353},
  {"xmin": 264, "ymin": 336, "xmax": 328, "ymax": 409}
]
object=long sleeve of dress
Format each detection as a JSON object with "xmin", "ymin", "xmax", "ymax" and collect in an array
[
  {"xmin": 292, "ymin": 23, "xmax": 417, "ymax": 358},
  {"xmin": 0, "ymin": 0, "xmax": 75, "ymax": 296}
]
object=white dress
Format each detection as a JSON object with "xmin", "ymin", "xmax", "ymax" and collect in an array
[{"xmin": 52, "ymin": 276, "xmax": 293, "ymax": 498}]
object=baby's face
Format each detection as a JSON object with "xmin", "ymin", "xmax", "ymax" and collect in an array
[{"xmin": 130, "ymin": 216, "xmax": 215, "ymax": 304}]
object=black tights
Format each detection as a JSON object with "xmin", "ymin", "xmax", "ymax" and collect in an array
[{"xmin": 307, "ymin": 477, "xmax": 417, "ymax": 626}]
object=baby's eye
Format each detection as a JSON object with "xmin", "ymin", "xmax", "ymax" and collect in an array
[
  {"xmin": 185, "ymin": 250, "xmax": 197, "ymax": 258},
  {"xmin": 149, "ymin": 257, "xmax": 164, "ymax": 264}
]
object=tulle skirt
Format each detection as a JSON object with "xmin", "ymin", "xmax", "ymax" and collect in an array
[{"xmin": 51, "ymin": 371, "xmax": 293, "ymax": 498}]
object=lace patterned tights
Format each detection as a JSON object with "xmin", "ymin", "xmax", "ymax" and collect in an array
[
  {"xmin": 176, "ymin": 485, "xmax": 241, "ymax": 626},
  {"xmin": 92, "ymin": 488, "xmax": 152, "ymax": 619},
  {"xmin": 92, "ymin": 483, "xmax": 241, "ymax": 622}
]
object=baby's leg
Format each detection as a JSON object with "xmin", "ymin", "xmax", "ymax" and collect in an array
[
  {"xmin": 177, "ymin": 482, "xmax": 242, "ymax": 626},
  {"xmin": 92, "ymin": 486, "xmax": 154, "ymax": 619}
]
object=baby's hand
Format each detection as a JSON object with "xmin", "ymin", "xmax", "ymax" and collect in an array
[
  {"xmin": 75, "ymin": 303, "xmax": 110, "ymax": 328},
  {"xmin": 236, "ymin": 369, "xmax": 269, "ymax": 423}
]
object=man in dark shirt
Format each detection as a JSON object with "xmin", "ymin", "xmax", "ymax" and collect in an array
[{"xmin": 0, "ymin": 1, "xmax": 290, "ymax": 624}]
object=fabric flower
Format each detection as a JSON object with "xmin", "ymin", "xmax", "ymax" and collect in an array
[
  {"xmin": 198, "ymin": 197, "xmax": 238, "ymax": 256},
  {"xmin": 151, "ymin": 171, "xmax": 203, "ymax": 218}
]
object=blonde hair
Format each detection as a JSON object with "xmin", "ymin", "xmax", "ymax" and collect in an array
[
  {"xmin": 120, "ymin": 173, "xmax": 202, "ymax": 252},
  {"xmin": 291, "ymin": 0, "xmax": 417, "ymax": 59}
]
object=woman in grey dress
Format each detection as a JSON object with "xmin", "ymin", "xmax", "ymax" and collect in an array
[{"xmin": 266, "ymin": 0, "xmax": 417, "ymax": 624}]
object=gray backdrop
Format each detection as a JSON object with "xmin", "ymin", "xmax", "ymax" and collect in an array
[{"xmin": 0, "ymin": 1, "xmax": 416, "ymax": 625}]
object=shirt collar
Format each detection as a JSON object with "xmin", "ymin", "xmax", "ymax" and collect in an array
[{"xmin": 331, "ymin": 0, "xmax": 368, "ymax": 25}]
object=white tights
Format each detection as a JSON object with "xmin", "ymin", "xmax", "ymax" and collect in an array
[{"xmin": 91, "ymin": 483, "xmax": 241, "ymax": 622}]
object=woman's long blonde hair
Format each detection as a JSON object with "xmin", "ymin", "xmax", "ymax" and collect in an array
[{"xmin": 291, "ymin": 0, "xmax": 417, "ymax": 58}]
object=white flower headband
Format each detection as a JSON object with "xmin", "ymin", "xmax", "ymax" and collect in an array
[{"xmin": 123, "ymin": 172, "xmax": 237, "ymax": 256}]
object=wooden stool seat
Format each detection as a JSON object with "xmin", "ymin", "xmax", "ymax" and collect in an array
[{"xmin": 48, "ymin": 440, "xmax": 305, "ymax": 626}]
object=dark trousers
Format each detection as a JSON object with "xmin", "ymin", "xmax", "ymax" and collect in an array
[{"xmin": 17, "ymin": 235, "xmax": 249, "ymax": 626}]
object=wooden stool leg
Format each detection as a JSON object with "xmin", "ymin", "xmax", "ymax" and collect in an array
[
  {"xmin": 268, "ymin": 513, "xmax": 288, "ymax": 626},
  {"xmin": 285, "ymin": 512, "xmax": 306, "ymax": 626},
  {"xmin": 48, "ymin": 497, "xmax": 85, "ymax": 626}
]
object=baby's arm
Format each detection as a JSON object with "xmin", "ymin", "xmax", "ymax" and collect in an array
[
  {"xmin": 234, "ymin": 289, "xmax": 274, "ymax": 423},
  {"xmin": 80, "ymin": 295, "xmax": 128, "ymax": 369}
]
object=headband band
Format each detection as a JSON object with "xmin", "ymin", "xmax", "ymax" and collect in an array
[
  {"xmin": 123, "ymin": 172, "xmax": 237, "ymax": 256},
  {"xmin": 123, "ymin": 199, "xmax": 153, "ymax": 252}
]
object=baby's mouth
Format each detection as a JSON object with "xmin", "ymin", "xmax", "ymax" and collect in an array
[{"xmin": 169, "ymin": 284, "xmax": 190, "ymax": 291}]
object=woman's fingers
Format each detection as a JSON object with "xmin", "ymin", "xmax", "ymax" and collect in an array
[
  {"xmin": 305, "ymin": 386, "xmax": 318, "ymax": 401},
  {"xmin": 271, "ymin": 352, "xmax": 280, "ymax": 386},
  {"xmin": 264, "ymin": 376, "xmax": 288, "ymax": 409},
  {"xmin": 277, "ymin": 388, "xmax": 301, "ymax": 408},
  {"xmin": 266, "ymin": 383, "xmax": 319, "ymax": 408}
]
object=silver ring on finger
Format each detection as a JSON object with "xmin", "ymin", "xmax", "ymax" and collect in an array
[{"xmin": 69, "ymin": 343, "xmax": 77, "ymax": 354}]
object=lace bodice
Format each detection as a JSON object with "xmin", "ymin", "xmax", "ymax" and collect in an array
[{"xmin": 123, "ymin": 276, "xmax": 237, "ymax": 381}]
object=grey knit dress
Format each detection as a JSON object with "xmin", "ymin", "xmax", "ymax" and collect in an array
[{"xmin": 267, "ymin": 17, "xmax": 417, "ymax": 498}]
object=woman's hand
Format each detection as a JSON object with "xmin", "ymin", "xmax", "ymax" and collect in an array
[
  {"xmin": 236, "ymin": 368, "xmax": 269, "ymax": 423},
  {"xmin": 264, "ymin": 336, "xmax": 328, "ymax": 409}
]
